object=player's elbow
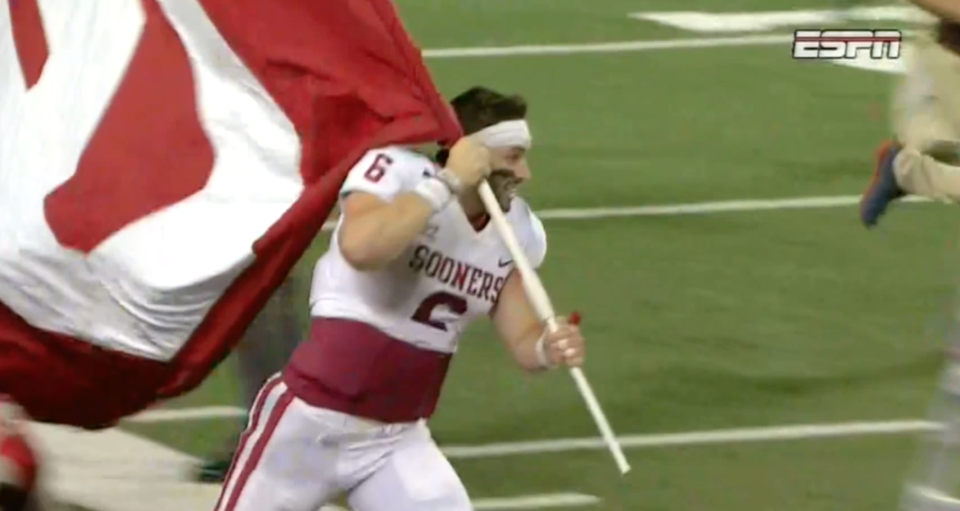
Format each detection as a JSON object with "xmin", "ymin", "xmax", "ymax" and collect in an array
[
  {"xmin": 508, "ymin": 339, "xmax": 549, "ymax": 374},
  {"xmin": 338, "ymin": 235, "xmax": 384, "ymax": 271},
  {"xmin": 339, "ymin": 226, "xmax": 402, "ymax": 271}
]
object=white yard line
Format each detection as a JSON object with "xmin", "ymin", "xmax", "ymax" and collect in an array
[
  {"xmin": 423, "ymin": 34, "xmax": 793, "ymax": 58},
  {"xmin": 125, "ymin": 405, "xmax": 247, "ymax": 423},
  {"xmin": 422, "ymin": 31, "xmax": 919, "ymax": 58},
  {"xmin": 441, "ymin": 420, "xmax": 937, "ymax": 459},
  {"xmin": 629, "ymin": 7, "xmax": 932, "ymax": 33},
  {"xmin": 532, "ymin": 195, "xmax": 929, "ymax": 221},
  {"xmin": 122, "ymin": 407, "xmax": 939, "ymax": 457},
  {"xmin": 316, "ymin": 194, "xmax": 932, "ymax": 231},
  {"xmin": 125, "ymin": 408, "xmax": 940, "ymax": 457},
  {"xmin": 476, "ymin": 494, "xmax": 601, "ymax": 510}
]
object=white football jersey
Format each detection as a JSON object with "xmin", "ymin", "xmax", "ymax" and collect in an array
[{"xmin": 310, "ymin": 146, "xmax": 547, "ymax": 354}]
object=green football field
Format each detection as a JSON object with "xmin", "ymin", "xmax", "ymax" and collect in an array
[{"xmin": 118, "ymin": 1, "xmax": 960, "ymax": 509}]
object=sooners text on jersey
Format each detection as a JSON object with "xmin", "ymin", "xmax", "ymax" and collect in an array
[
  {"xmin": 283, "ymin": 147, "xmax": 547, "ymax": 423},
  {"xmin": 312, "ymin": 146, "xmax": 547, "ymax": 353}
]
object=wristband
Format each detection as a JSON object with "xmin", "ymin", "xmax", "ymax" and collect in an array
[
  {"xmin": 413, "ymin": 178, "xmax": 453, "ymax": 212},
  {"xmin": 535, "ymin": 332, "xmax": 557, "ymax": 369},
  {"xmin": 437, "ymin": 168, "xmax": 464, "ymax": 195}
]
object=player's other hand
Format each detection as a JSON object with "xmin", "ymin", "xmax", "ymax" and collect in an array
[
  {"xmin": 545, "ymin": 317, "xmax": 585, "ymax": 368},
  {"xmin": 445, "ymin": 137, "xmax": 491, "ymax": 188}
]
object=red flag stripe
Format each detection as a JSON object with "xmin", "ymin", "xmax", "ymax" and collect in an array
[{"xmin": 8, "ymin": 0, "xmax": 49, "ymax": 89}]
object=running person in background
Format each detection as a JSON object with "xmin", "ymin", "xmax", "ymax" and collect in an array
[
  {"xmin": 212, "ymin": 86, "xmax": 587, "ymax": 511},
  {"xmin": 861, "ymin": 0, "xmax": 960, "ymax": 226}
]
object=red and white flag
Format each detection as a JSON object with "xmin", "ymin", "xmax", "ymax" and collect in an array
[{"xmin": 0, "ymin": 0, "xmax": 460, "ymax": 409}]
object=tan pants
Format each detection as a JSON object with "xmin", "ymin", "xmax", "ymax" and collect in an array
[{"xmin": 892, "ymin": 31, "xmax": 960, "ymax": 201}]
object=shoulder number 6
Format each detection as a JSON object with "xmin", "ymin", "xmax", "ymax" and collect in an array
[{"xmin": 363, "ymin": 153, "xmax": 394, "ymax": 184}]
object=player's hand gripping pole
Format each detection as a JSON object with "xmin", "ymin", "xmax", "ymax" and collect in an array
[{"xmin": 477, "ymin": 180, "xmax": 631, "ymax": 475}]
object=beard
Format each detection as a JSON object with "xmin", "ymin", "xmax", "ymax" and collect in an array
[{"xmin": 487, "ymin": 169, "xmax": 521, "ymax": 212}]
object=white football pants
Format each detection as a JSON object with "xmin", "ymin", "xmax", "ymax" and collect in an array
[{"xmin": 213, "ymin": 375, "xmax": 473, "ymax": 511}]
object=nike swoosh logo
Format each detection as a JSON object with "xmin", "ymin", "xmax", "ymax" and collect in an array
[{"xmin": 498, "ymin": 258, "xmax": 513, "ymax": 267}]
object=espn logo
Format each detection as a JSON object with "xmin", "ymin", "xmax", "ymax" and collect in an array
[{"xmin": 792, "ymin": 29, "xmax": 902, "ymax": 59}]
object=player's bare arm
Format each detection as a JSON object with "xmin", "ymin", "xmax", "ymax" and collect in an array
[
  {"xmin": 492, "ymin": 272, "xmax": 585, "ymax": 373},
  {"xmin": 338, "ymin": 192, "xmax": 435, "ymax": 271},
  {"xmin": 909, "ymin": 0, "xmax": 960, "ymax": 23},
  {"xmin": 338, "ymin": 137, "xmax": 492, "ymax": 270}
]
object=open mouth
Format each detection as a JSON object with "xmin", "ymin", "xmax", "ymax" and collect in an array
[{"xmin": 489, "ymin": 170, "xmax": 521, "ymax": 209}]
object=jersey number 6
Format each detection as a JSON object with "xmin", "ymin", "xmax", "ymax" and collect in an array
[
  {"xmin": 363, "ymin": 154, "xmax": 394, "ymax": 184},
  {"xmin": 411, "ymin": 292, "xmax": 468, "ymax": 331}
]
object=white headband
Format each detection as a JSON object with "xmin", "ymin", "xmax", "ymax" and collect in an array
[{"xmin": 473, "ymin": 120, "xmax": 532, "ymax": 150}]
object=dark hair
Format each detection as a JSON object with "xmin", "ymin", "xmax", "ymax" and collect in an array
[
  {"xmin": 450, "ymin": 86, "xmax": 527, "ymax": 135},
  {"xmin": 436, "ymin": 86, "xmax": 528, "ymax": 165}
]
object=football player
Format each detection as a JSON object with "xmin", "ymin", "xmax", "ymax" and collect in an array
[{"xmin": 212, "ymin": 87, "xmax": 587, "ymax": 511}]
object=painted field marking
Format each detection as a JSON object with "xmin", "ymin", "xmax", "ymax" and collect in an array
[
  {"xmin": 314, "ymin": 195, "xmax": 932, "ymax": 232},
  {"xmin": 422, "ymin": 22, "xmax": 917, "ymax": 75},
  {"xmin": 475, "ymin": 493, "xmax": 601, "ymax": 510},
  {"xmin": 123, "ymin": 408, "xmax": 938, "ymax": 458},
  {"xmin": 125, "ymin": 406, "xmax": 247, "ymax": 423},
  {"xmin": 422, "ymin": 28, "xmax": 920, "ymax": 60},
  {"xmin": 441, "ymin": 420, "xmax": 937, "ymax": 459},
  {"xmin": 629, "ymin": 6, "xmax": 933, "ymax": 33},
  {"xmin": 423, "ymin": 34, "xmax": 795, "ymax": 58},
  {"xmin": 531, "ymin": 195, "xmax": 929, "ymax": 221}
]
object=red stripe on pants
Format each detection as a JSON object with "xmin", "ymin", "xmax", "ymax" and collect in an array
[
  {"xmin": 222, "ymin": 383, "xmax": 294, "ymax": 511},
  {"xmin": 213, "ymin": 376, "xmax": 282, "ymax": 511}
]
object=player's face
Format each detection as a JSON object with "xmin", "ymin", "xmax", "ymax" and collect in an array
[
  {"xmin": 490, "ymin": 146, "xmax": 530, "ymax": 181},
  {"xmin": 488, "ymin": 146, "xmax": 530, "ymax": 211}
]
